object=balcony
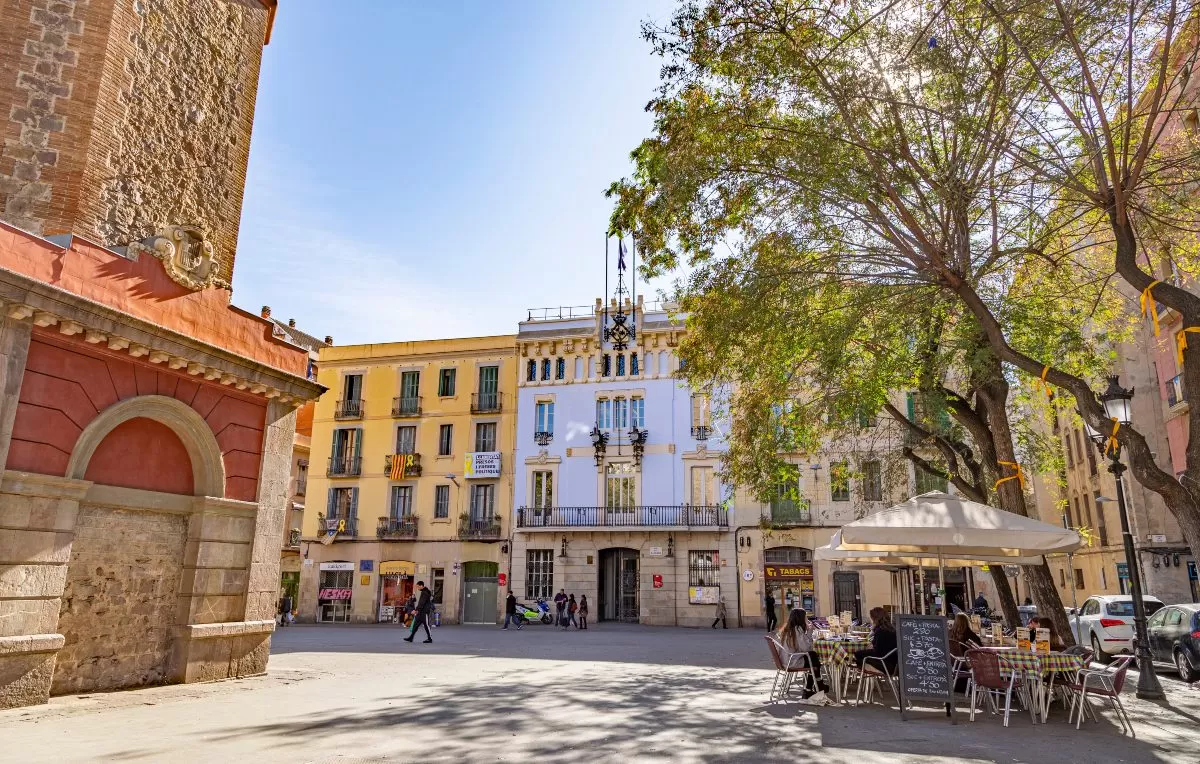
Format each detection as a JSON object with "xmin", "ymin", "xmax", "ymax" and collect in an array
[
  {"xmin": 334, "ymin": 398, "xmax": 364, "ymax": 420},
  {"xmin": 327, "ymin": 455, "xmax": 362, "ymax": 477},
  {"xmin": 768, "ymin": 500, "xmax": 812, "ymax": 527},
  {"xmin": 691, "ymin": 425, "xmax": 712, "ymax": 441},
  {"xmin": 392, "ymin": 396, "xmax": 422, "ymax": 417},
  {"xmin": 534, "ymin": 431, "xmax": 553, "ymax": 446},
  {"xmin": 471, "ymin": 392, "xmax": 502, "ymax": 414},
  {"xmin": 385, "ymin": 452, "xmax": 423, "ymax": 478},
  {"xmin": 378, "ymin": 515, "xmax": 419, "ymax": 540},
  {"xmin": 1167, "ymin": 373, "xmax": 1187, "ymax": 410},
  {"xmin": 459, "ymin": 517, "xmax": 503, "ymax": 540},
  {"xmin": 317, "ymin": 513, "xmax": 357, "ymax": 538},
  {"xmin": 516, "ymin": 505, "xmax": 729, "ymax": 530}
]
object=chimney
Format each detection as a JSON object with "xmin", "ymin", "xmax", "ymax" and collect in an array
[
  {"xmin": 261, "ymin": 306, "xmax": 271, "ymax": 318},
  {"xmin": 324, "ymin": 336, "xmax": 333, "ymax": 345},
  {"xmin": 288, "ymin": 318, "xmax": 296, "ymax": 328}
]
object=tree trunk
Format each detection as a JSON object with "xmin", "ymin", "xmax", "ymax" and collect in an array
[
  {"xmin": 988, "ymin": 565, "xmax": 1020, "ymax": 627},
  {"xmin": 1024, "ymin": 562, "xmax": 1076, "ymax": 647}
]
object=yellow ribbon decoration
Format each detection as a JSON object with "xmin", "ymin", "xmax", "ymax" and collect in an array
[
  {"xmin": 1176, "ymin": 327, "xmax": 1200, "ymax": 366},
  {"xmin": 1105, "ymin": 419, "xmax": 1121, "ymax": 457},
  {"xmin": 1034, "ymin": 365, "xmax": 1054, "ymax": 401},
  {"xmin": 1140, "ymin": 280, "xmax": 1162, "ymax": 337},
  {"xmin": 993, "ymin": 460, "xmax": 1026, "ymax": 491}
]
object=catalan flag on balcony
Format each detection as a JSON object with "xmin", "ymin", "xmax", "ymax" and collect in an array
[{"xmin": 390, "ymin": 453, "xmax": 413, "ymax": 480}]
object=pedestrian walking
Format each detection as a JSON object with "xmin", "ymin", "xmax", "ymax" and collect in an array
[
  {"xmin": 403, "ymin": 581, "xmax": 434, "ymax": 643},
  {"xmin": 711, "ymin": 598, "xmax": 727, "ymax": 629},
  {"xmin": 563, "ymin": 594, "xmax": 579, "ymax": 629},
  {"xmin": 578, "ymin": 595, "xmax": 589, "ymax": 630},
  {"xmin": 553, "ymin": 588, "xmax": 567, "ymax": 626},
  {"xmin": 502, "ymin": 590, "xmax": 518, "ymax": 629},
  {"xmin": 764, "ymin": 591, "xmax": 777, "ymax": 631},
  {"xmin": 278, "ymin": 592, "xmax": 293, "ymax": 627}
]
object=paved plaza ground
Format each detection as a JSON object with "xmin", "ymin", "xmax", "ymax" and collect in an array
[{"xmin": 2, "ymin": 623, "xmax": 1199, "ymax": 763}]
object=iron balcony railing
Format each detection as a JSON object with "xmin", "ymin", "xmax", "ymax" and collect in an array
[
  {"xmin": 768, "ymin": 501, "xmax": 811, "ymax": 526},
  {"xmin": 334, "ymin": 398, "xmax": 364, "ymax": 419},
  {"xmin": 385, "ymin": 453, "xmax": 422, "ymax": 478},
  {"xmin": 318, "ymin": 513, "xmax": 357, "ymax": 538},
  {"xmin": 691, "ymin": 425, "xmax": 712, "ymax": 441},
  {"xmin": 534, "ymin": 431, "xmax": 553, "ymax": 446},
  {"xmin": 471, "ymin": 392, "xmax": 502, "ymax": 414},
  {"xmin": 516, "ymin": 505, "xmax": 728, "ymax": 529},
  {"xmin": 327, "ymin": 454, "xmax": 362, "ymax": 477},
  {"xmin": 378, "ymin": 515, "xmax": 418, "ymax": 539},
  {"xmin": 459, "ymin": 517, "xmax": 503, "ymax": 540},
  {"xmin": 1167, "ymin": 373, "xmax": 1187, "ymax": 408},
  {"xmin": 392, "ymin": 396, "xmax": 422, "ymax": 417}
]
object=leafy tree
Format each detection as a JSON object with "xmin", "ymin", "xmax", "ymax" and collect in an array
[{"xmin": 607, "ymin": 0, "xmax": 1132, "ymax": 637}]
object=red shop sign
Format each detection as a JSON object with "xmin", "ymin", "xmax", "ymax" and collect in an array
[
  {"xmin": 498, "ymin": 573, "xmax": 507, "ymax": 587},
  {"xmin": 653, "ymin": 574, "xmax": 663, "ymax": 589},
  {"xmin": 319, "ymin": 588, "xmax": 352, "ymax": 600}
]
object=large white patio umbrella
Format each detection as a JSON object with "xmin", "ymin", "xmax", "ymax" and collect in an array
[
  {"xmin": 832, "ymin": 492, "xmax": 1083, "ymax": 615},
  {"xmin": 814, "ymin": 533, "xmax": 1047, "ymax": 615}
]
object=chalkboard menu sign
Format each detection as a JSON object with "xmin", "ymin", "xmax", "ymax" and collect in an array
[{"xmin": 896, "ymin": 614, "xmax": 953, "ymax": 707}]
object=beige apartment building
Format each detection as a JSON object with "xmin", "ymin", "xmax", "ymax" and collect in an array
[{"xmin": 299, "ymin": 336, "xmax": 517, "ymax": 624}]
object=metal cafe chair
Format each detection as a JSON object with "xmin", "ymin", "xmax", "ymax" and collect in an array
[
  {"xmin": 965, "ymin": 649, "xmax": 1035, "ymax": 727},
  {"xmin": 854, "ymin": 648, "xmax": 899, "ymax": 706},
  {"xmin": 764, "ymin": 635, "xmax": 814, "ymax": 702},
  {"xmin": 1065, "ymin": 654, "xmax": 1135, "ymax": 733}
]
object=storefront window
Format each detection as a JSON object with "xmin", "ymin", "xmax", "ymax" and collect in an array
[
  {"xmin": 378, "ymin": 560, "xmax": 416, "ymax": 623},
  {"xmin": 317, "ymin": 563, "xmax": 354, "ymax": 622}
]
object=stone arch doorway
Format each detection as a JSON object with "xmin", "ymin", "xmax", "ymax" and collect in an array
[
  {"xmin": 598, "ymin": 548, "xmax": 639, "ymax": 622},
  {"xmin": 52, "ymin": 395, "xmax": 226, "ymax": 695}
]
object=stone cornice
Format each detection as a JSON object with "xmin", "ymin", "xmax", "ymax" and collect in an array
[{"xmin": 0, "ymin": 268, "xmax": 323, "ymax": 406}]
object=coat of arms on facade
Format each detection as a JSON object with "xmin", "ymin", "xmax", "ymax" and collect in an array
[{"xmin": 128, "ymin": 225, "xmax": 230, "ymax": 291}]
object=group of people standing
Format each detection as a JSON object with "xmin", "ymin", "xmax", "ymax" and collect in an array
[{"xmin": 554, "ymin": 589, "xmax": 588, "ymax": 629}]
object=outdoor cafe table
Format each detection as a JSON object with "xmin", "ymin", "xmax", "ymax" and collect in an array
[
  {"xmin": 979, "ymin": 647, "xmax": 1085, "ymax": 722},
  {"xmin": 814, "ymin": 636, "xmax": 871, "ymax": 702}
]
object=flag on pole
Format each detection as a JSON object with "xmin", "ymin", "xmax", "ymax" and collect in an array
[{"xmin": 617, "ymin": 238, "xmax": 627, "ymax": 271}]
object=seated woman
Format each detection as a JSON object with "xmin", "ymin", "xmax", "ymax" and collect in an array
[
  {"xmin": 1035, "ymin": 616, "xmax": 1067, "ymax": 652},
  {"xmin": 853, "ymin": 608, "xmax": 898, "ymax": 673},
  {"xmin": 949, "ymin": 612, "xmax": 983, "ymax": 657},
  {"xmin": 776, "ymin": 608, "xmax": 829, "ymax": 697}
]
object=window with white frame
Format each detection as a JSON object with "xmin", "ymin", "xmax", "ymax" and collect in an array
[
  {"xmin": 395, "ymin": 425, "xmax": 416, "ymax": 454},
  {"xmin": 532, "ymin": 470, "xmax": 553, "ymax": 509},
  {"xmin": 690, "ymin": 466, "xmax": 715, "ymax": 505},
  {"xmin": 526, "ymin": 550, "xmax": 554, "ymax": 599},
  {"xmin": 535, "ymin": 401, "xmax": 554, "ymax": 435},
  {"xmin": 596, "ymin": 398, "xmax": 612, "ymax": 429},
  {"xmin": 606, "ymin": 462, "xmax": 637, "ymax": 510},
  {"xmin": 613, "ymin": 397, "xmax": 629, "ymax": 429},
  {"xmin": 631, "ymin": 396, "xmax": 645, "ymax": 428}
]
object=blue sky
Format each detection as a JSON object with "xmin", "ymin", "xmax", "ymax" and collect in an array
[{"xmin": 232, "ymin": 1, "xmax": 678, "ymax": 345}]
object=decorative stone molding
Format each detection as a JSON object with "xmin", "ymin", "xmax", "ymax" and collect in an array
[
  {"xmin": 65, "ymin": 395, "xmax": 227, "ymax": 497},
  {"xmin": 0, "ymin": 634, "xmax": 65, "ymax": 657},
  {"xmin": 127, "ymin": 225, "xmax": 231, "ymax": 291},
  {"xmin": 181, "ymin": 620, "xmax": 275, "ymax": 640}
]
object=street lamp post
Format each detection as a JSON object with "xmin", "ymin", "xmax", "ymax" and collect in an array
[{"xmin": 1086, "ymin": 375, "xmax": 1164, "ymax": 701}]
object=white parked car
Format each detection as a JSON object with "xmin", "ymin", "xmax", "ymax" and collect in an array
[{"xmin": 1067, "ymin": 594, "xmax": 1166, "ymax": 663}]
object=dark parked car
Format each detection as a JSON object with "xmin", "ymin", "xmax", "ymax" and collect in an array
[{"xmin": 1145, "ymin": 603, "xmax": 1200, "ymax": 682}]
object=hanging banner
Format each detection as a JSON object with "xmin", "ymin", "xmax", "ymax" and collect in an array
[{"xmin": 464, "ymin": 451, "xmax": 502, "ymax": 478}]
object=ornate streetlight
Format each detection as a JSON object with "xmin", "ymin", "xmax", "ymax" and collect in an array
[{"xmin": 1086, "ymin": 375, "xmax": 1164, "ymax": 700}]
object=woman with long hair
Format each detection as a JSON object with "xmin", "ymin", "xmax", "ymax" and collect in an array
[
  {"xmin": 775, "ymin": 608, "xmax": 829, "ymax": 698},
  {"xmin": 949, "ymin": 612, "xmax": 983, "ymax": 657},
  {"xmin": 853, "ymin": 607, "xmax": 898, "ymax": 672}
]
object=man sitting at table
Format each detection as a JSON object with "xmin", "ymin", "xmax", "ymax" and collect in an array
[{"xmin": 853, "ymin": 607, "xmax": 898, "ymax": 673}]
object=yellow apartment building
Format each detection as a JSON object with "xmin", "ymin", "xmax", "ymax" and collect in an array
[{"xmin": 299, "ymin": 335, "xmax": 517, "ymax": 624}]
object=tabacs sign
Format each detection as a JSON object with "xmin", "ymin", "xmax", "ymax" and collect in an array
[
  {"xmin": 763, "ymin": 564, "xmax": 813, "ymax": 579},
  {"xmin": 465, "ymin": 451, "xmax": 501, "ymax": 478}
]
